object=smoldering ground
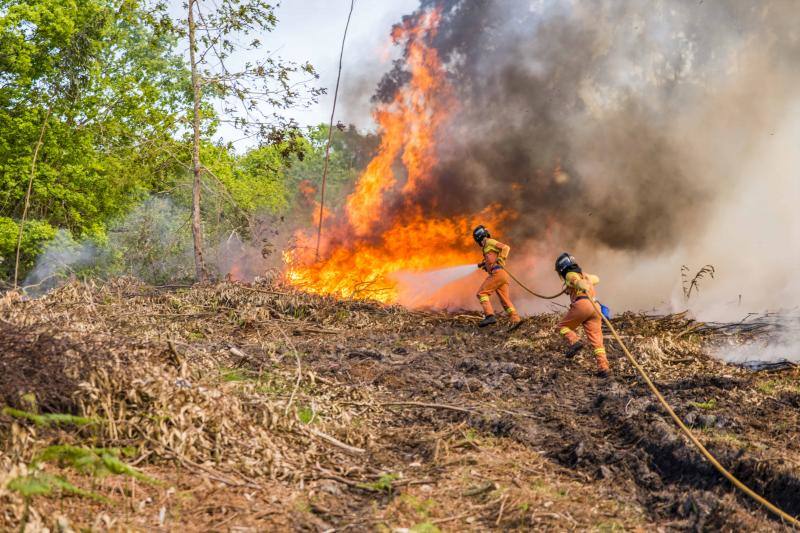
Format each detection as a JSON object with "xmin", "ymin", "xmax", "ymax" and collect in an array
[{"xmin": 356, "ymin": 0, "xmax": 799, "ymax": 324}]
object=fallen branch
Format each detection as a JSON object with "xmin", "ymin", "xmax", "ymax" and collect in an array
[
  {"xmin": 165, "ymin": 451, "xmax": 261, "ymax": 490},
  {"xmin": 234, "ymin": 285, "xmax": 291, "ymax": 297},
  {"xmin": 293, "ymin": 327, "xmax": 341, "ymax": 335},
  {"xmin": 495, "ymin": 494, "xmax": 508, "ymax": 526},
  {"xmin": 380, "ymin": 401, "xmax": 477, "ymax": 415},
  {"xmin": 274, "ymin": 323, "xmax": 302, "ymax": 416},
  {"xmin": 675, "ymin": 322, "xmax": 704, "ymax": 339},
  {"xmin": 315, "ymin": 467, "xmax": 370, "ymax": 489},
  {"xmin": 304, "ymin": 426, "xmax": 365, "ymax": 455}
]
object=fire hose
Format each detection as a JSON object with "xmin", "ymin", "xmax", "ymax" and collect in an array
[
  {"xmin": 505, "ymin": 268, "xmax": 800, "ymax": 528},
  {"xmin": 505, "ymin": 269, "xmax": 566, "ymax": 300}
]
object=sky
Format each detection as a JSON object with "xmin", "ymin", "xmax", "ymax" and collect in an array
[
  {"xmin": 169, "ymin": 0, "xmax": 419, "ymax": 143},
  {"xmin": 266, "ymin": 0, "xmax": 419, "ymax": 128}
]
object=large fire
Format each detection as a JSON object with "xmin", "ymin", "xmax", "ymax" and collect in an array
[{"xmin": 285, "ymin": 9, "xmax": 511, "ymax": 304}]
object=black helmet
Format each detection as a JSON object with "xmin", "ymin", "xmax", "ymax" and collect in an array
[
  {"xmin": 472, "ymin": 225, "xmax": 490, "ymax": 244},
  {"xmin": 555, "ymin": 252, "xmax": 580, "ymax": 277}
]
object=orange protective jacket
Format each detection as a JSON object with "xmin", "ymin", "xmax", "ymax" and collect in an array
[
  {"xmin": 563, "ymin": 271, "xmax": 600, "ymax": 302},
  {"xmin": 557, "ymin": 271, "xmax": 608, "ymax": 371},
  {"xmin": 480, "ymin": 238, "xmax": 510, "ymax": 272}
]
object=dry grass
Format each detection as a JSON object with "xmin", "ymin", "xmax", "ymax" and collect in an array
[{"xmin": 0, "ymin": 278, "xmax": 796, "ymax": 531}]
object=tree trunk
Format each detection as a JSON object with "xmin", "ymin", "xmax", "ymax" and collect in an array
[
  {"xmin": 13, "ymin": 108, "xmax": 51, "ymax": 288},
  {"xmin": 187, "ymin": 0, "xmax": 207, "ymax": 282}
]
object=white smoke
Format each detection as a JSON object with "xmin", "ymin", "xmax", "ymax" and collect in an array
[{"xmin": 22, "ymin": 230, "xmax": 99, "ymax": 292}]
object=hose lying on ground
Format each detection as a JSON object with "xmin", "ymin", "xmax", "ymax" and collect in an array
[{"xmin": 506, "ymin": 269, "xmax": 800, "ymax": 528}]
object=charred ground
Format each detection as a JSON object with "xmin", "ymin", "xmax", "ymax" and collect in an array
[{"xmin": 0, "ymin": 279, "xmax": 798, "ymax": 531}]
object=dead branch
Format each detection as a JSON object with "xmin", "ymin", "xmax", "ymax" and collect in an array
[
  {"xmin": 303, "ymin": 426, "xmax": 365, "ymax": 455},
  {"xmin": 381, "ymin": 401, "xmax": 476, "ymax": 415},
  {"xmin": 274, "ymin": 322, "xmax": 302, "ymax": 416}
]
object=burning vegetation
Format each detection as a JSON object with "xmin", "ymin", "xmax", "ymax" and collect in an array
[
  {"xmin": 284, "ymin": 10, "xmax": 512, "ymax": 304},
  {"xmin": 2, "ymin": 0, "xmax": 799, "ymax": 530}
]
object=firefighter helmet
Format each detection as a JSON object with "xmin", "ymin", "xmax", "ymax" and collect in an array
[
  {"xmin": 472, "ymin": 225, "xmax": 490, "ymax": 244},
  {"xmin": 555, "ymin": 252, "xmax": 580, "ymax": 277}
]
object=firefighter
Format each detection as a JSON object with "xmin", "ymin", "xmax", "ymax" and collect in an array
[
  {"xmin": 473, "ymin": 225, "xmax": 522, "ymax": 328},
  {"xmin": 554, "ymin": 252, "xmax": 610, "ymax": 377}
]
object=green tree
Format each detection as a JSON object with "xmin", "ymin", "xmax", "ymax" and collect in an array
[
  {"xmin": 0, "ymin": 0, "xmax": 189, "ymax": 282},
  {"xmin": 182, "ymin": 0, "xmax": 322, "ymax": 281},
  {"xmin": 286, "ymin": 124, "xmax": 378, "ymax": 210}
]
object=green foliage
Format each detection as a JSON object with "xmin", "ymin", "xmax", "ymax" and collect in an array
[
  {"xmin": 0, "ymin": 0, "xmax": 371, "ymax": 285},
  {"xmin": 358, "ymin": 472, "xmax": 399, "ymax": 493},
  {"xmin": 0, "ymin": 217, "xmax": 55, "ymax": 281},
  {"xmin": 689, "ymin": 398, "xmax": 717, "ymax": 410},
  {"xmin": 9, "ymin": 473, "xmax": 109, "ymax": 503},
  {"xmin": 220, "ymin": 367, "xmax": 252, "ymax": 382},
  {"xmin": 756, "ymin": 378, "xmax": 800, "ymax": 395},
  {"xmin": 397, "ymin": 495, "xmax": 440, "ymax": 532},
  {"xmin": 286, "ymin": 124, "xmax": 378, "ymax": 210},
  {"xmin": 2, "ymin": 407, "xmax": 99, "ymax": 427},
  {"xmin": 0, "ymin": 0, "xmax": 188, "ymax": 281},
  {"xmin": 463, "ymin": 428, "xmax": 479, "ymax": 442},
  {"xmin": 105, "ymin": 196, "xmax": 194, "ymax": 284},
  {"xmin": 35, "ymin": 444, "xmax": 156, "ymax": 483},
  {"xmin": 401, "ymin": 494, "xmax": 437, "ymax": 517},
  {"xmin": 296, "ymin": 405, "xmax": 314, "ymax": 424},
  {"xmin": 200, "ymin": 141, "xmax": 296, "ymax": 228},
  {"xmin": 757, "ymin": 381, "xmax": 777, "ymax": 395},
  {"xmin": 410, "ymin": 522, "xmax": 441, "ymax": 533}
]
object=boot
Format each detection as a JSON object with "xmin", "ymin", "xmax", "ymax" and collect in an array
[
  {"xmin": 564, "ymin": 341, "xmax": 585, "ymax": 358},
  {"xmin": 595, "ymin": 351, "xmax": 611, "ymax": 377},
  {"xmin": 508, "ymin": 317, "xmax": 524, "ymax": 332},
  {"xmin": 478, "ymin": 315, "xmax": 497, "ymax": 327}
]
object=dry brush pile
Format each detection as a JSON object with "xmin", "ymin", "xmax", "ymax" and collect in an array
[
  {"xmin": 0, "ymin": 278, "xmax": 797, "ymax": 531},
  {"xmin": 0, "ymin": 279, "xmax": 395, "ymax": 530}
]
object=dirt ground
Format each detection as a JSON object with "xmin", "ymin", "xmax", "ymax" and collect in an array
[{"xmin": 0, "ymin": 279, "xmax": 798, "ymax": 531}]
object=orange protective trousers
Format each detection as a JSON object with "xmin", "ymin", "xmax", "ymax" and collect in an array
[
  {"xmin": 556, "ymin": 299, "xmax": 609, "ymax": 371},
  {"xmin": 477, "ymin": 269, "xmax": 520, "ymax": 322}
]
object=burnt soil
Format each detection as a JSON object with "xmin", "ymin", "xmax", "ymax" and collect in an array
[{"xmin": 0, "ymin": 279, "xmax": 798, "ymax": 531}]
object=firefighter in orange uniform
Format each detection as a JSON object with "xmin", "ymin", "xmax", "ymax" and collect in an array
[
  {"xmin": 473, "ymin": 226, "xmax": 522, "ymax": 328},
  {"xmin": 554, "ymin": 253, "xmax": 610, "ymax": 377}
]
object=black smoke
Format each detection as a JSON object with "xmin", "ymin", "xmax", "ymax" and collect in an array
[{"xmin": 373, "ymin": 0, "xmax": 800, "ymax": 252}]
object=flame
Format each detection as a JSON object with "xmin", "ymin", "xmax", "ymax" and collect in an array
[
  {"xmin": 344, "ymin": 10, "xmax": 451, "ymax": 236},
  {"xmin": 285, "ymin": 9, "xmax": 515, "ymax": 304}
]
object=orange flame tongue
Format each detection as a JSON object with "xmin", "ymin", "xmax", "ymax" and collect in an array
[
  {"xmin": 285, "ymin": 9, "xmax": 513, "ymax": 305},
  {"xmin": 286, "ymin": 206, "xmax": 506, "ymax": 303},
  {"xmin": 345, "ymin": 9, "xmax": 451, "ymax": 236}
]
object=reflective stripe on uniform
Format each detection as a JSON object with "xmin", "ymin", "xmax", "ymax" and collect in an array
[
  {"xmin": 505, "ymin": 307, "xmax": 516, "ymax": 314},
  {"xmin": 559, "ymin": 327, "xmax": 572, "ymax": 336},
  {"xmin": 593, "ymin": 347, "xmax": 606, "ymax": 355},
  {"xmin": 478, "ymin": 295, "xmax": 490, "ymax": 302}
]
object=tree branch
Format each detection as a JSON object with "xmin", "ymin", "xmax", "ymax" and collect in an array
[{"xmin": 13, "ymin": 107, "xmax": 52, "ymax": 288}]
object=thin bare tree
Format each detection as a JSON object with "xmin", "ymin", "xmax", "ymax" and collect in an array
[{"xmin": 181, "ymin": 0, "xmax": 322, "ymax": 282}]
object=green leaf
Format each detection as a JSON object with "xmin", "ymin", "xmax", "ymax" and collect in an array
[
  {"xmin": 2, "ymin": 407, "xmax": 100, "ymax": 427},
  {"xmin": 9, "ymin": 473, "xmax": 110, "ymax": 503}
]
